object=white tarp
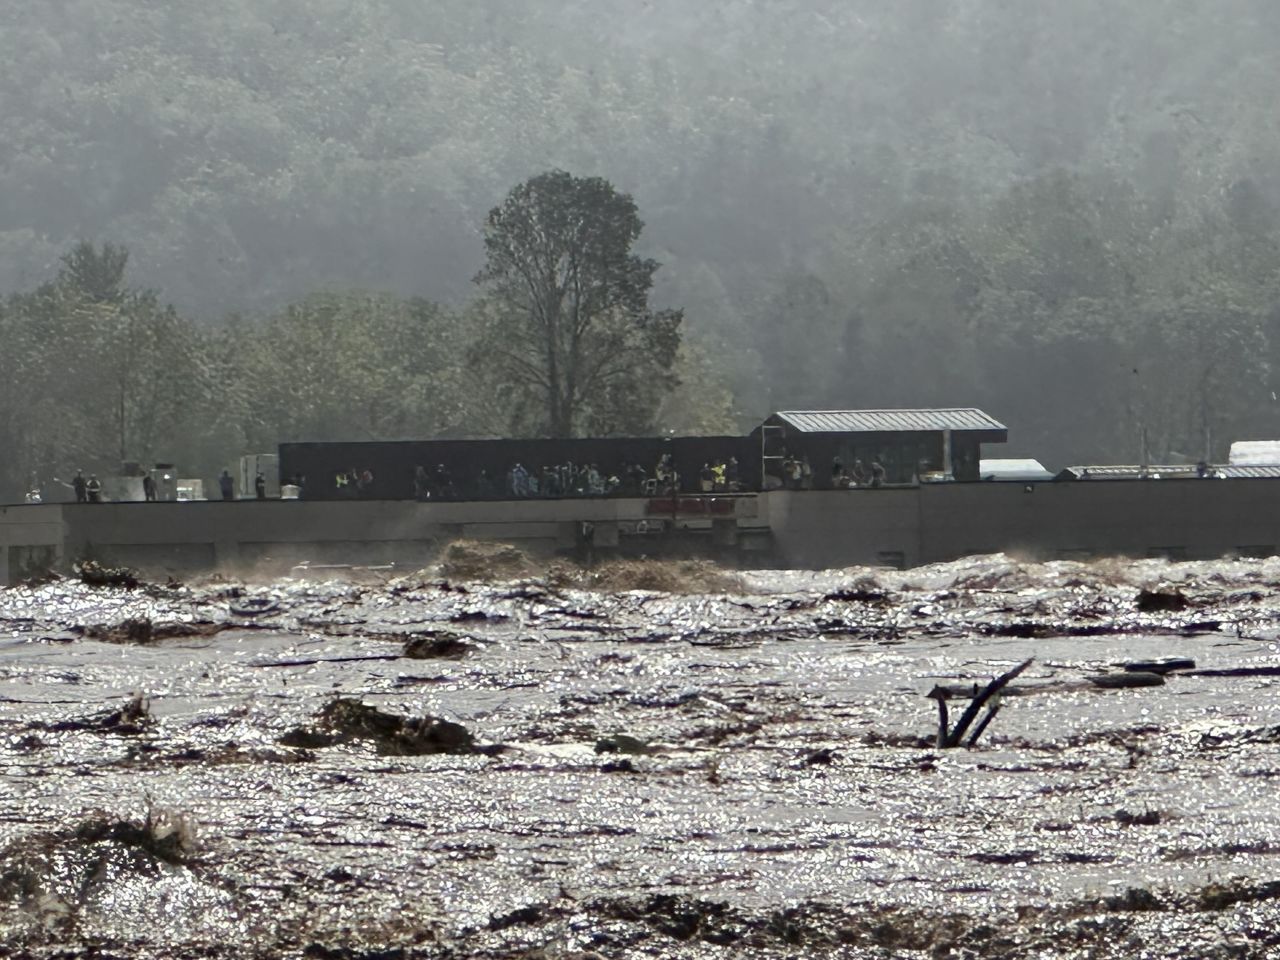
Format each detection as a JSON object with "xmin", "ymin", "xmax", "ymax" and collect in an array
[
  {"xmin": 979, "ymin": 458, "xmax": 1054, "ymax": 481},
  {"xmin": 1228, "ymin": 441, "xmax": 1280, "ymax": 466}
]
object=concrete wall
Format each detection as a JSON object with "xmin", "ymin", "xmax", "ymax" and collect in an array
[
  {"xmin": 6, "ymin": 480, "xmax": 1280, "ymax": 583},
  {"xmin": 770, "ymin": 478, "xmax": 1280, "ymax": 568},
  {"xmin": 0, "ymin": 496, "xmax": 769, "ymax": 582},
  {"xmin": 767, "ymin": 489, "xmax": 922, "ymax": 568},
  {"xmin": 0, "ymin": 504, "xmax": 64, "ymax": 584},
  {"xmin": 918, "ymin": 478, "xmax": 1280, "ymax": 563}
]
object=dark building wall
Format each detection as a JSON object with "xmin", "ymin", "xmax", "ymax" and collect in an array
[
  {"xmin": 770, "ymin": 477, "xmax": 1280, "ymax": 568},
  {"xmin": 280, "ymin": 436, "xmax": 755, "ymax": 500}
]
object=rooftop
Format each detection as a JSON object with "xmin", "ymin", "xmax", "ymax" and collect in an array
[
  {"xmin": 771, "ymin": 408, "xmax": 1007, "ymax": 434},
  {"xmin": 1058, "ymin": 464, "xmax": 1280, "ymax": 480}
]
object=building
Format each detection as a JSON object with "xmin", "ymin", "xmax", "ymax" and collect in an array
[{"xmin": 753, "ymin": 408, "xmax": 1008, "ymax": 486}]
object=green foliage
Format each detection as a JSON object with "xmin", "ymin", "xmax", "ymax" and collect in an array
[
  {"xmin": 2, "ymin": 4, "xmax": 1280, "ymax": 484},
  {"xmin": 233, "ymin": 291, "xmax": 471, "ymax": 447},
  {"xmin": 0, "ymin": 247, "xmax": 213, "ymax": 496}
]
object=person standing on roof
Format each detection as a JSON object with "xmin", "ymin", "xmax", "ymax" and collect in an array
[
  {"xmin": 830, "ymin": 457, "xmax": 845, "ymax": 489},
  {"xmin": 870, "ymin": 459, "xmax": 886, "ymax": 488}
]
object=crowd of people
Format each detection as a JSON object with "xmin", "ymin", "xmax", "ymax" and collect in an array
[
  {"xmin": 403, "ymin": 452, "xmax": 746, "ymax": 501},
  {"xmin": 831, "ymin": 456, "xmax": 887, "ymax": 489}
]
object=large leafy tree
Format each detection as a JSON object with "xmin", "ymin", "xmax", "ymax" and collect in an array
[
  {"xmin": 0, "ymin": 241, "xmax": 210, "ymax": 498},
  {"xmin": 233, "ymin": 291, "xmax": 472, "ymax": 447},
  {"xmin": 474, "ymin": 170, "xmax": 681, "ymax": 437}
]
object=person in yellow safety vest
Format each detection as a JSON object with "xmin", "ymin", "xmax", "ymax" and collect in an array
[{"xmin": 711, "ymin": 461, "xmax": 726, "ymax": 491}]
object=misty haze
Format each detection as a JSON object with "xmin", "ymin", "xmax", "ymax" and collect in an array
[
  {"xmin": 3, "ymin": 2, "xmax": 1280, "ymax": 495},
  {"xmin": 5, "ymin": 4, "xmax": 1280, "ymax": 959}
]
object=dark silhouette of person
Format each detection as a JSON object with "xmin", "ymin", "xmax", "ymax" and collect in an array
[
  {"xmin": 142, "ymin": 474, "xmax": 156, "ymax": 501},
  {"xmin": 831, "ymin": 457, "xmax": 846, "ymax": 488},
  {"xmin": 72, "ymin": 470, "xmax": 87, "ymax": 503},
  {"xmin": 254, "ymin": 471, "xmax": 266, "ymax": 499},
  {"xmin": 432, "ymin": 464, "xmax": 452, "ymax": 499},
  {"xmin": 219, "ymin": 470, "xmax": 234, "ymax": 500},
  {"xmin": 870, "ymin": 460, "xmax": 886, "ymax": 488}
]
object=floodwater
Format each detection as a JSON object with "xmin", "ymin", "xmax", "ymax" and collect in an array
[{"xmin": 3, "ymin": 551, "xmax": 1280, "ymax": 958}]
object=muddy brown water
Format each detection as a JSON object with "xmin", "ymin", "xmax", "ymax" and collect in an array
[{"xmin": 3, "ymin": 553, "xmax": 1280, "ymax": 958}]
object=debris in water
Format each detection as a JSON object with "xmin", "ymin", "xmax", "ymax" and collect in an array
[
  {"xmin": 594, "ymin": 733, "xmax": 652, "ymax": 755},
  {"xmin": 77, "ymin": 617, "xmax": 226, "ymax": 645},
  {"xmin": 439, "ymin": 539, "xmax": 531, "ymax": 581},
  {"xmin": 401, "ymin": 633, "xmax": 473, "ymax": 659},
  {"xmin": 1135, "ymin": 588, "xmax": 1190, "ymax": 612},
  {"xmin": 927, "ymin": 658, "xmax": 1032, "ymax": 749},
  {"xmin": 73, "ymin": 560, "xmax": 139, "ymax": 589},
  {"xmin": 46, "ymin": 692, "xmax": 153, "ymax": 735},
  {"xmin": 1088, "ymin": 671, "xmax": 1165, "ymax": 689},
  {"xmin": 1121, "ymin": 658, "xmax": 1196, "ymax": 674},
  {"xmin": 283, "ymin": 697, "xmax": 478, "ymax": 755},
  {"xmin": 228, "ymin": 597, "xmax": 281, "ymax": 618}
]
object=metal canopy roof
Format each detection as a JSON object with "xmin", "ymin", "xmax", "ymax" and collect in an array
[
  {"xmin": 1059, "ymin": 464, "xmax": 1280, "ymax": 480},
  {"xmin": 772, "ymin": 408, "xmax": 1006, "ymax": 434}
]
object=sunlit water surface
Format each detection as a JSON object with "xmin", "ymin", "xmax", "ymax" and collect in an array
[{"xmin": 3, "ymin": 553, "xmax": 1280, "ymax": 957}]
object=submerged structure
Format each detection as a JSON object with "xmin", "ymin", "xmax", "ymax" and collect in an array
[{"xmin": 4, "ymin": 407, "xmax": 1280, "ymax": 582}]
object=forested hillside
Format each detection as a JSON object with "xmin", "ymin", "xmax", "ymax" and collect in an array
[{"xmin": 3, "ymin": 1, "xmax": 1280, "ymax": 497}]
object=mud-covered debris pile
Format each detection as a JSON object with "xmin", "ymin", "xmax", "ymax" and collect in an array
[
  {"xmin": 74, "ymin": 560, "xmax": 140, "ymax": 589},
  {"xmin": 280, "ymin": 698, "xmax": 477, "ymax": 755},
  {"xmin": 0, "ymin": 810, "xmax": 201, "ymax": 933},
  {"xmin": 402, "ymin": 633, "xmax": 473, "ymax": 659},
  {"xmin": 42, "ymin": 692, "xmax": 154, "ymax": 735},
  {"xmin": 77, "ymin": 617, "xmax": 225, "ymax": 644},
  {"xmin": 439, "ymin": 539, "xmax": 531, "ymax": 581},
  {"xmin": 1136, "ymin": 587, "xmax": 1191, "ymax": 612}
]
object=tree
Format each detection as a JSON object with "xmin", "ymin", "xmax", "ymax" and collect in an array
[
  {"xmin": 58, "ymin": 241, "xmax": 130, "ymax": 305},
  {"xmin": 234, "ymin": 291, "xmax": 471, "ymax": 447},
  {"xmin": 474, "ymin": 170, "xmax": 681, "ymax": 437}
]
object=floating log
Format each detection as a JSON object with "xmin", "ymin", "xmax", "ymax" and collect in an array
[
  {"xmin": 1088, "ymin": 671, "xmax": 1165, "ymax": 689},
  {"xmin": 930, "ymin": 658, "xmax": 1034, "ymax": 749},
  {"xmin": 1183, "ymin": 666, "xmax": 1280, "ymax": 679},
  {"xmin": 1121, "ymin": 658, "xmax": 1195, "ymax": 674}
]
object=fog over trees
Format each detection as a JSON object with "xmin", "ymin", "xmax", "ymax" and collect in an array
[{"xmin": 3, "ymin": 1, "xmax": 1280, "ymax": 497}]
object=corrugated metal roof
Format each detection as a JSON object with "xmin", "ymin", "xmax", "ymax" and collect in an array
[
  {"xmin": 1219, "ymin": 465, "xmax": 1280, "ymax": 479},
  {"xmin": 774, "ymin": 409, "xmax": 1006, "ymax": 434},
  {"xmin": 1061, "ymin": 464, "xmax": 1280, "ymax": 480}
]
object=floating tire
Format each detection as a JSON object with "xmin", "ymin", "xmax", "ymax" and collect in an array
[{"xmin": 229, "ymin": 597, "xmax": 281, "ymax": 618}]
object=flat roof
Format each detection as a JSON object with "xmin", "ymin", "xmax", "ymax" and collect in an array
[{"xmin": 771, "ymin": 408, "xmax": 1006, "ymax": 434}]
